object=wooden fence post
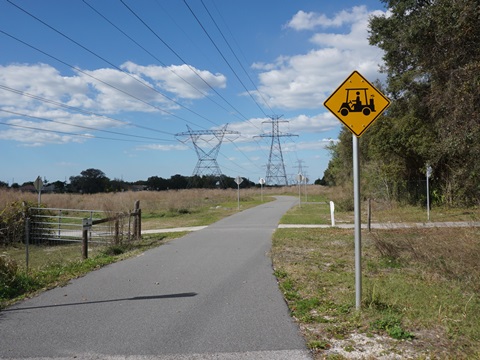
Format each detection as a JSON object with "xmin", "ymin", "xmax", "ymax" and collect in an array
[
  {"xmin": 114, "ymin": 219, "xmax": 120, "ymax": 244},
  {"xmin": 133, "ymin": 200, "xmax": 141, "ymax": 240},
  {"xmin": 82, "ymin": 218, "xmax": 91, "ymax": 259},
  {"xmin": 82, "ymin": 229, "xmax": 88, "ymax": 259}
]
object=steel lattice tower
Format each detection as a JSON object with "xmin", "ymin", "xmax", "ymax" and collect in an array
[
  {"xmin": 175, "ymin": 125, "xmax": 239, "ymax": 187},
  {"xmin": 256, "ymin": 116, "xmax": 297, "ymax": 186}
]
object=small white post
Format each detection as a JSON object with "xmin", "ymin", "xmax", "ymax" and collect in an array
[
  {"xmin": 426, "ymin": 165, "xmax": 432, "ymax": 222},
  {"xmin": 330, "ymin": 201, "xmax": 335, "ymax": 227}
]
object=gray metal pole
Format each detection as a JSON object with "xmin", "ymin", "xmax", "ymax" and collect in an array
[
  {"xmin": 296, "ymin": 174, "xmax": 302, "ymax": 208},
  {"xmin": 353, "ymin": 135, "xmax": 362, "ymax": 310},
  {"xmin": 237, "ymin": 184, "xmax": 240, "ymax": 210}
]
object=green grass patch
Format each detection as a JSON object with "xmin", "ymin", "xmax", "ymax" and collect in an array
[
  {"xmin": 141, "ymin": 197, "xmax": 273, "ymax": 230},
  {"xmin": 280, "ymin": 203, "xmax": 332, "ymax": 225},
  {"xmin": 272, "ymin": 224, "xmax": 480, "ymax": 359}
]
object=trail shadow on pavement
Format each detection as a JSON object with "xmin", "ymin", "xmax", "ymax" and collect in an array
[{"xmin": 1, "ymin": 292, "xmax": 197, "ymax": 312}]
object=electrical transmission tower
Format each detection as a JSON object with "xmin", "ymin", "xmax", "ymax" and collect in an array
[
  {"xmin": 256, "ymin": 116, "xmax": 298, "ymax": 186},
  {"xmin": 175, "ymin": 125, "xmax": 239, "ymax": 187}
]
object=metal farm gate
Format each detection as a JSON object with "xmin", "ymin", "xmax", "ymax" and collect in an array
[{"xmin": 26, "ymin": 201, "xmax": 141, "ymax": 258}]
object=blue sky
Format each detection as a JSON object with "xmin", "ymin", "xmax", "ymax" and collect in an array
[{"xmin": 0, "ymin": 0, "xmax": 388, "ymax": 185}]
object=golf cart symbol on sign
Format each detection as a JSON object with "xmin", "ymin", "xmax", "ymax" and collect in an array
[
  {"xmin": 339, "ymin": 88, "xmax": 376, "ymax": 117},
  {"xmin": 323, "ymin": 70, "xmax": 390, "ymax": 137}
]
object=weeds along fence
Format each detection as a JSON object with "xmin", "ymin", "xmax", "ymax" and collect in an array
[{"xmin": 24, "ymin": 200, "xmax": 141, "ymax": 259}]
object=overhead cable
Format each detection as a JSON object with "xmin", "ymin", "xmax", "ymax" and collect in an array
[
  {"xmin": 0, "ymin": 29, "xmax": 202, "ymax": 129},
  {"xmin": 5, "ymin": 0, "xmax": 218, "ymax": 128},
  {"xmin": 0, "ymin": 84, "xmax": 174, "ymax": 136},
  {"xmin": 118, "ymin": 0, "xmax": 250, "ymax": 122},
  {"xmin": 0, "ymin": 121, "xmax": 162, "ymax": 143},
  {"xmin": 200, "ymin": 0, "xmax": 277, "ymax": 116},
  {"xmin": 183, "ymin": 0, "xmax": 268, "ymax": 119},
  {"xmin": 0, "ymin": 108, "xmax": 175, "ymax": 142},
  {"xmin": 82, "ymin": 0, "xmax": 244, "ymax": 123}
]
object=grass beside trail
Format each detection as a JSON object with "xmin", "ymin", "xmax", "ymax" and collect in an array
[
  {"xmin": 272, "ymin": 204, "xmax": 480, "ymax": 359},
  {"xmin": 141, "ymin": 197, "xmax": 272, "ymax": 229}
]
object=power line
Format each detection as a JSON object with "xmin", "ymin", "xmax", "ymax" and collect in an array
[
  {"xmin": 118, "ymin": 0, "xmax": 250, "ymax": 123},
  {"xmin": 0, "ymin": 84, "xmax": 174, "ymax": 136},
  {"xmin": 0, "ymin": 30, "xmax": 264, "ymax": 178},
  {"xmin": 82, "ymin": 0, "xmax": 245, "ymax": 123},
  {"xmin": 1, "ymin": 2, "xmax": 273, "ymax": 179},
  {"xmin": 0, "ymin": 108, "xmax": 174, "ymax": 142},
  {"xmin": 199, "ymin": 0, "xmax": 277, "ymax": 116},
  {"xmin": 0, "ymin": 29, "xmax": 203, "ymax": 129},
  {"xmin": 0, "ymin": 121, "xmax": 161, "ymax": 143},
  {"xmin": 5, "ymin": 0, "xmax": 217, "ymax": 128},
  {"xmin": 183, "ymin": 0, "xmax": 269, "ymax": 118}
]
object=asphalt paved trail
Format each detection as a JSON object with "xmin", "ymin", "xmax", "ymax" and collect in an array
[{"xmin": 0, "ymin": 196, "xmax": 311, "ymax": 360}]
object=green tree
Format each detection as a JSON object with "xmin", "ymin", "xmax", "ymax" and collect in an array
[
  {"xmin": 50, "ymin": 180, "xmax": 66, "ymax": 193},
  {"xmin": 366, "ymin": 0, "xmax": 480, "ymax": 205},
  {"xmin": 146, "ymin": 176, "xmax": 169, "ymax": 191},
  {"xmin": 69, "ymin": 168, "xmax": 110, "ymax": 194},
  {"xmin": 168, "ymin": 174, "xmax": 188, "ymax": 190}
]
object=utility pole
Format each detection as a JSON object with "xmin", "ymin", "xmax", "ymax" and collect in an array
[{"xmin": 256, "ymin": 115, "xmax": 297, "ymax": 186}]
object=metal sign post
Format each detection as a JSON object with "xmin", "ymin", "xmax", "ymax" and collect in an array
[
  {"xmin": 304, "ymin": 177, "xmax": 308, "ymax": 203},
  {"xmin": 235, "ymin": 176, "xmax": 243, "ymax": 210},
  {"xmin": 33, "ymin": 176, "xmax": 43, "ymax": 206},
  {"xmin": 259, "ymin": 178, "xmax": 265, "ymax": 202},
  {"xmin": 324, "ymin": 70, "xmax": 390, "ymax": 311},
  {"xmin": 296, "ymin": 174, "xmax": 303, "ymax": 207},
  {"xmin": 353, "ymin": 135, "xmax": 362, "ymax": 309}
]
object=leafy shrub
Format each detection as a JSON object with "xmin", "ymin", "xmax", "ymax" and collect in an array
[
  {"xmin": 102, "ymin": 245, "xmax": 128, "ymax": 256},
  {"xmin": 0, "ymin": 201, "xmax": 27, "ymax": 245},
  {"xmin": 0, "ymin": 254, "xmax": 20, "ymax": 300}
]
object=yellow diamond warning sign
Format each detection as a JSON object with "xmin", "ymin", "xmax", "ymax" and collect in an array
[{"xmin": 323, "ymin": 70, "xmax": 390, "ymax": 137}]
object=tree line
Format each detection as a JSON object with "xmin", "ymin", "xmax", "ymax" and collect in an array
[
  {"xmin": 1, "ymin": 168, "xmax": 257, "ymax": 194},
  {"xmin": 322, "ymin": 0, "xmax": 480, "ymax": 206}
]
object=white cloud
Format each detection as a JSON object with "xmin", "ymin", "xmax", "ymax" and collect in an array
[
  {"xmin": 254, "ymin": 6, "xmax": 387, "ymax": 110},
  {"xmin": 286, "ymin": 6, "xmax": 370, "ymax": 30},
  {"xmin": 223, "ymin": 113, "xmax": 339, "ymax": 145},
  {"xmin": 287, "ymin": 113, "xmax": 340, "ymax": 133},
  {"xmin": 136, "ymin": 143, "xmax": 189, "ymax": 151},
  {"xmin": 121, "ymin": 62, "xmax": 226, "ymax": 99},
  {"xmin": 295, "ymin": 138, "xmax": 338, "ymax": 151},
  {"xmin": 0, "ymin": 61, "xmax": 227, "ymax": 145}
]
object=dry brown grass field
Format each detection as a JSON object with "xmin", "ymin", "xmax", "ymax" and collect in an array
[{"xmin": 0, "ymin": 186, "xmax": 306, "ymax": 213}]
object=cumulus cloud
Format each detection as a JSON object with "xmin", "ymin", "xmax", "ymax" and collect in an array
[
  {"xmin": 121, "ymin": 62, "xmax": 226, "ymax": 99},
  {"xmin": 0, "ymin": 61, "xmax": 227, "ymax": 145},
  {"xmin": 286, "ymin": 6, "xmax": 370, "ymax": 30},
  {"xmin": 254, "ymin": 6, "xmax": 387, "ymax": 110},
  {"xmin": 224, "ymin": 112, "xmax": 339, "ymax": 145},
  {"xmin": 136, "ymin": 143, "xmax": 189, "ymax": 151}
]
